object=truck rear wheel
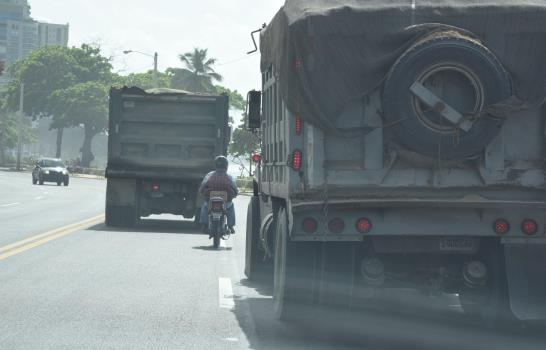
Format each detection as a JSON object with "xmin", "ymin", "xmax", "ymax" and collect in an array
[
  {"xmin": 105, "ymin": 205, "xmax": 137, "ymax": 228},
  {"xmin": 273, "ymin": 207, "xmax": 317, "ymax": 321},
  {"xmin": 245, "ymin": 196, "xmax": 272, "ymax": 281}
]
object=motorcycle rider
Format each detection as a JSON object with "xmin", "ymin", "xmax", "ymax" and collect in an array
[{"xmin": 199, "ymin": 155, "xmax": 238, "ymax": 234}]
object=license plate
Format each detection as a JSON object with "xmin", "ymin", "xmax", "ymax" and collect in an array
[
  {"xmin": 439, "ymin": 238, "xmax": 476, "ymax": 252},
  {"xmin": 150, "ymin": 193, "xmax": 164, "ymax": 198}
]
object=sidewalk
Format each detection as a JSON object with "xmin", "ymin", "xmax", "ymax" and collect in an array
[
  {"xmin": 0, "ymin": 167, "xmax": 30, "ymax": 173},
  {"xmin": 0, "ymin": 167, "xmax": 104, "ymax": 180}
]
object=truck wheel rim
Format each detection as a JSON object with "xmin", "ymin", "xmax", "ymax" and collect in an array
[{"xmin": 411, "ymin": 62, "xmax": 484, "ymax": 134}]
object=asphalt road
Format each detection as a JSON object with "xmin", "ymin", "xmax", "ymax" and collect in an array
[
  {"xmin": 0, "ymin": 171, "xmax": 105, "ymax": 246},
  {"xmin": 1, "ymin": 170, "xmax": 545, "ymax": 349}
]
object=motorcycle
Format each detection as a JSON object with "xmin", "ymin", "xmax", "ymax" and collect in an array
[{"xmin": 208, "ymin": 191, "xmax": 229, "ymax": 249}]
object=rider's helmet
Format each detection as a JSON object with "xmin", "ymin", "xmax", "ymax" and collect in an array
[{"xmin": 214, "ymin": 155, "xmax": 228, "ymax": 171}]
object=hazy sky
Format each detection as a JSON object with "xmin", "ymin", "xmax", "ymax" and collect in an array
[{"xmin": 30, "ymin": 0, "xmax": 285, "ymax": 96}]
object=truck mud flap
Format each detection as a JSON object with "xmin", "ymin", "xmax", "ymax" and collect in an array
[{"xmin": 504, "ymin": 244, "xmax": 546, "ymax": 320}]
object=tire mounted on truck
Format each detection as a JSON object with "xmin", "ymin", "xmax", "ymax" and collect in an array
[{"xmin": 382, "ymin": 32, "xmax": 512, "ymax": 160}]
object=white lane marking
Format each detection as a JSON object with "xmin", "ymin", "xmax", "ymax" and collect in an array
[
  {"xmin": 34, "ymin": 196, "xmax": 44, "ymax": 200},
  {"xmin": 1, "ymin": 202, "xmax": 20, "ymax": 207},
  {"xmin": 219, "ymin": 277, "xmax": 235, "ymax": 309}
]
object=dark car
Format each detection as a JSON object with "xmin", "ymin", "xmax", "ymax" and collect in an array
[{"xmin": 32, "ymin": 158, "xmax": 69, "ymax": 186}]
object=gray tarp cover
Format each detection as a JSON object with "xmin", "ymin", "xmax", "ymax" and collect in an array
[{"xmin": 260, "ymin": 0, "xmax": 546, "ymax": 131}]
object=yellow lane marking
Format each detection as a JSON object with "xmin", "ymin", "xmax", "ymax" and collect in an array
[{"xmin": 0, "ymin": 214, "xmax": 104, "ymax": 261}]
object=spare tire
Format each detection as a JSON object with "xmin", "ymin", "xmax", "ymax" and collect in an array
[{"xmin": 382, "ymin": 32, "xmax": 512, "ymax": 160}]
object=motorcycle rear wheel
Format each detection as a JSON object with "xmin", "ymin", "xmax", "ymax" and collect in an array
[{"xmin": 212, "ymin": 221, "xmax": 221, "ymax": 249}]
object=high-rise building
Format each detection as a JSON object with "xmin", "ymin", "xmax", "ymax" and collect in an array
[
  {"xmin": 38, "ymin": 22, "xmax": 69, "ymax": 48},
  {"xmin": 0, "ymin": 0, "xmax": 35, "ymax": 68},
  {"xmin": 0, "ymin": 0, "xmax": 69, "ymax": 79}
]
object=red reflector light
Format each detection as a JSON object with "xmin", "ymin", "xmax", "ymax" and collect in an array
[
  {"xmin": 292, "ymin": 150, "xmax": 302, "ymax": 171},
  {"xmin": 252, "ymin": 153, "xmax": 261, "ymax": 163},
  {"xmin": 328, "ymin": 218, "xmax": 345, "ymax": 234},
  {"xmin": 493, "ymin": 219, "xmax": 510, "ymax": 235},
  {"xmin": 356, "ymin": 218, "xmax": 372, "ymax": 233},
  {"xmin": 151, "ymin": 183, "xmax": 160, "ymax": 192},
  {"xmin": 302, "ymin": 218, "xmax": 318, "ymax": 234},
  {"xmin": 295, "ymin": 116, "xmax": 302, "ymax": 135},
  {"xmin": 522, "ymin": 219, "xmax": 538, "ymax": 235}
]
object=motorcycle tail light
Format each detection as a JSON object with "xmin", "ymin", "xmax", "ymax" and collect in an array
[
  {"xmin": 211, "ymin": 201, "xmax": 223, "ymax": 212},
  {"xmin": 151, "ymin": 183, "xmax": 160, "ymax": 192}
]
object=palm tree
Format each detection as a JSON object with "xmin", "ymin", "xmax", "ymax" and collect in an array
[{"xmin": 169, "ymin": 48, "xmax": 222, "ymax": 93}]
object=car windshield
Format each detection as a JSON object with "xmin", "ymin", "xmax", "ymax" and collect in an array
[{"xmin": 42, "ymin": 160, "xmax": 64, "ymax": 167}]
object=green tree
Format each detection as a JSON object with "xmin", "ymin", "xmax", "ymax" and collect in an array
[
  {"xmin": 113, "ymin": 70, "xmax": 171, "ymax": 90},
  {"xmin": 229, "ymin": 126, "xmax": 260, "ymax": 157},
  {"xmin": 48, "ymin": 82, "xmax": 108, "ymax": 167},
  {"xmin": 228, "ymin": 110, "xmax": 260, "ymax": 176},
  {"xmin": 168, "ymin": 48, "xmax": 222, "ymax": 93},
  {"xmin": 0, "ymin": 112, "xmax": 36, "ymax": 165},
  {"xmin": 214, "ymin": 85, "xmax": 245, "ymax": 111},
  {"xmin": 5, "ymin": 44, "xmax": 112, "ymax": 157}
]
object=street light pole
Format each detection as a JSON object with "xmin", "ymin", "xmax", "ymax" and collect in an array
[
  {"xmin": 16, "ymin": 83, "xmax": 24, "ymax": 171},
  {"xmin": 123, "ymin": 50, "xmax": 159, "ymax": 88},
  {"xmin": 153, "ymin": 52, "xmax": 158, "ymax": 89}
]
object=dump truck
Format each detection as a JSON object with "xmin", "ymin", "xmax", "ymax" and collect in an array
[
  {"xmin": 105, "ymin": 87, "xmax": 229, "ymax": 227},
  {"xmin": 244, "ymin": 0, "xmax": 546, "ymax": 324}
]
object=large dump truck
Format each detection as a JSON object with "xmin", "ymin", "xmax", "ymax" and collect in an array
[
  {"xmin": 105, "ymin": 87, "xmax": 229, "ymax": 227},
  {"xmin": 245, "ymin": 0, "xmax": 546, "ymax": 324}
]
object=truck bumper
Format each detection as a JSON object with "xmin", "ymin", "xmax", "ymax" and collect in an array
[{"xmin": 504, "ymin": 242, "xmax": 546, "ymax": 320}]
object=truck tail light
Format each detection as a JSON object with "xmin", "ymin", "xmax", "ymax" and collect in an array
[
  {"xmin": 522, "ymin": 219, "xmax": 538, "ymax": 235},
  {"xmin": 292, "ymin": 150, "xmax": 302, "ymax": 171},
  {"xmin": 328, "ymin": 218, "xmax": 345, "ymax": 234},
  {"xmin": 295, "ymin": 116, "xmax": 302, "ymax": 135},
  {"xmin": 302, "ymin": 218, "xmax": 318, "ymax": 234},
  {"xmin": 493, "ymin": 219, "xmax": 510, "ymax": 235},
  {"xmin": 356, "ymin": 218, "xmax": 372, "ymax": 233},
  {"xmin": 151, "ymin": 183, "xmax": 160, "ymax": 192}
]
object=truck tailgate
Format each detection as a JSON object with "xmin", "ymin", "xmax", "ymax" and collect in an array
[{"xmin": 107, "ymin": 88, "xmax": 229, "ymax": 174}]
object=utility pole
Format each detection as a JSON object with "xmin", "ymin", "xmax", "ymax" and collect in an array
[
  {"xmin": 16, "ymin": 83, "xmax": 24, "ymax": 171},
  {"xmin": 153, "ymin": 52, "xmax": 159, "ymax": 88}
]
